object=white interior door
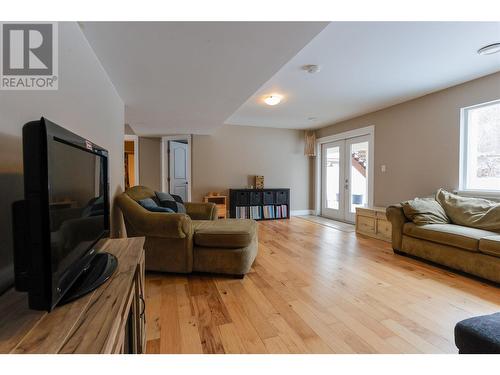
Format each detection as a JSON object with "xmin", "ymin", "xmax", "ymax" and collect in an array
[
  {"xmin": 321, "ymin": 135, "xmax": 371, "ymax": 223},
  {"xmin": 321, "ymin": 140, "xmax": 346, "ymax": 221},
  {"xmin": 169, "ymin": 141, "xmax": 189, "ymax": 201}
]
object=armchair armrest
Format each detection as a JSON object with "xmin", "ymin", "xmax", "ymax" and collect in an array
[
  {"xmin": 116, "ymin": 193, "xmax": 192, "ymax": 239},
  {"xmin": 386, "ymin": 205, "xmax": 409, "ymax": 251},
  {"xmin": 185, "ymin": 202, "xmax": 217, "ymax": 220}
]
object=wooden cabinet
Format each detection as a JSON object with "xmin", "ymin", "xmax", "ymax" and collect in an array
[
  {"xmin": 132, "ymin": 250, "xmax": 146, "ymax": 353},
  {"xmin": 0, "ymin": 237, "xmax": 146, "ymax": 354},
  {"xmin": 376, "ymin": 218, "xmax": 392, "ymax": 240},
  {"xmin": 355, "ymin": 207, "xmax": 391, "ymax": 242},
  {"xmin": 357, "ymin": 214, "xmax": 376, "ymax": 234},
  {"xmin": 203, "ymin": 195, "xmax": 227, "ymax": 219}
]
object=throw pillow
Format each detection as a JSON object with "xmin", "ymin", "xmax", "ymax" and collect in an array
[
  {"xmin": 138, "ymin": 198, "xmax": 174, "ymax": 213},
  {"xmin": 171, "ymin": 194, "xmax": 184, "ymax": 203},
  {"xmin": 155, "ymin": 191, "xmax": 186, "ymax": 214},
  {"xmin": 401, "ymin": 197, "xmax": 450, "ymax": 225},
  {"xmin": 436, "ymin": 189, "xmax": 500, "ymax": 231}
]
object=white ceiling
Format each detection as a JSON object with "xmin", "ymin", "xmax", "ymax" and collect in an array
[
  {"xmin": 80, "ymin": 22, "xmax": 328, "ymax": 135},
  {"xmin": 226, "ymin": 22, "xmax": 500, "ymax": 129}
]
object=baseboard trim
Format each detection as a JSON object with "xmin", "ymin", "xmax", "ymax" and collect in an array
[{"xmin": 290, "ymin": 210, "xmax": 314, "ymax": 216}]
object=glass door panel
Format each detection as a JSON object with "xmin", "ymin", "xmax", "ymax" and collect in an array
[
  {"xmin": 326, "ymin": 146, "xmax": 340, "ymax": 209},
  {"xmin": 345, "ymin": 136, "xmax": 369, "ymax": 222},
  {"xmin": 321, "ymin": 141, "xmax": 345, "ymax": 220}
]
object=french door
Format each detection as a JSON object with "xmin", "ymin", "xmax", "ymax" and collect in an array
[{"xmin": 321, "ymin": 135, "xmax": 371, "ymax": 223}]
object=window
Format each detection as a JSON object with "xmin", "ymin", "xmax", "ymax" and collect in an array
[{"xmin": 460, "ymin": 99, "xmax": 500, "ymax": 192}]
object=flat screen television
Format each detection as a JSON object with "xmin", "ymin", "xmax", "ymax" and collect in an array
[{"xmin": 13, "ymin": 117, "xmax": 117, "ymax": 311}]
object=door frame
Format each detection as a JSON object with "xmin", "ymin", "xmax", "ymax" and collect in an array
[
  {"xmin": 315, "ymin": 125, "xmax": 374, "ymax": 218},
  {"xmin": 124, "ymin": 135, "xmax": 140, "ymax": 186},
  {"xmin": 161, "ymin": 135, "xmax": 192, "ymax": 201}
]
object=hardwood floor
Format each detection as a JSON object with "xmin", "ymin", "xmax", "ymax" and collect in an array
[{"xmin": 145, "ymin": 217, "xmax": 500, "ymax": 354}]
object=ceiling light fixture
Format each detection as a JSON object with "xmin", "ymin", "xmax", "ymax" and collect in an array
[
  {"xmin": 477, "ymin": 43, "xmax": 500, "ymax": 55},
  {"xmin": 264, "ymin": 95, "xmax": 283, "ymax": 106}
]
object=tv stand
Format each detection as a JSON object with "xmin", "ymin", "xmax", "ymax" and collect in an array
[
  {"xmin": 0, "ymin": 237, "xmax": 146, "ymax": 354},
  {"xmin": 60, "ymin": 252, "xmax": 118, "ymax": 305}
]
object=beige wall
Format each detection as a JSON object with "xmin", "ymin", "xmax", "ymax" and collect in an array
[
  {"xmin": 193, "ymin": 125, "xmax": 312, "ymax": 211},
  {"xmin": 316, "ymin": 71, "xmax": 500, "ymax": 207},
  {"xmin": 0, "ymin": 22, "xmax": 124, "ymax": 293},
  {"xmin": 139, "ymin": 137, "xmax": 162, "ymax": 191}
]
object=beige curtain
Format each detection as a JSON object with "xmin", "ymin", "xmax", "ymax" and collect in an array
[{"xmin": 304, "ymin": 130, "xmax": 316, "ymax": 156}]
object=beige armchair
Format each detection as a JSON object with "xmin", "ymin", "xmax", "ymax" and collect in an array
[{"xmin": 116, "ymin": 186, "xmax": 258, "ymax": 277}]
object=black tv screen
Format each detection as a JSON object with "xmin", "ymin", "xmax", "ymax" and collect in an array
[
  {"xmin": 48, "ymin": 139, "xmax": 107, "ymax": 290},
  {"xmin": 17, "ymin": 118, "xmax": 110, "ymax": 311}
]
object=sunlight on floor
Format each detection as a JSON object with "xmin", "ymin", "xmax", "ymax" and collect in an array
[{"xmin": 296, "ymin": 215, "xmax": 355, "ymax": 232}]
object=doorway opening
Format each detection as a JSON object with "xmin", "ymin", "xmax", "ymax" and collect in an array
[
  {"xmin": 161, "ymin": 135, "xmax": 192, "ymax": 202},
  {"xmin": 316, "ymin": 126, "xmax": 374, "ymax": 223},
  {"xmin": 124, "ymin": 135, "xmax": 139, "ymax": 189}
]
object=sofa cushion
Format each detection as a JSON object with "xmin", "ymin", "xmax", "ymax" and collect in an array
[
  {"xmin": 403, "ymin": 223, "xmax": 497, "ymax": 252},
  {"xmin": 193, "ymin": 219, "xmax": 257, "ymax": 248},
  {"xmin": 479, "ymin": 236, "xmax": 500, "ymax": 258},
  {"xmin": 401, "ymin": 197, "xmax": 449, "ymax": 225},
  {"xmin": 436, "ymin": 189, "xmax": 500, "ymax": 232}
]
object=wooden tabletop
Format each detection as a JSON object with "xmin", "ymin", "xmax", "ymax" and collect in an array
[
  {"xmin": 0, "ymin": 236, "xmax": 145, "ymax": 354},
  {"xmin": 356, "ymin": 206, "xmax": 387, "ymax": 213}
]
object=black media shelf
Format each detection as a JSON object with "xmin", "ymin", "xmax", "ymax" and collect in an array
[{"xmin": 229, "ymin": 188, "xmax": 290, "ymax": 221}]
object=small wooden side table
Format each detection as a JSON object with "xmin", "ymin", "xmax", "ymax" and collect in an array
[
  {"xmin": 355, "ymin": 206, "xmax": 392, "ymax": 243},
  {"xmin": 204, "ymin": 195, "xmax": 227, "ymax": 219}
]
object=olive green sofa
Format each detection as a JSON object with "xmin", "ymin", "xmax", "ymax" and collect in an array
[
  {"xmin": 116, "ymin": 186, "xmax": 258, "ymax": 277},
  {"xmin": 387, "ymin": 199, "xmax": 500, "ymax": 284}
]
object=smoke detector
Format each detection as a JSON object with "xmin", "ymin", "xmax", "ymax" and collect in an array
[{"xmin": 302, "ymin": 64, "xmax": 321, "ymax": 74}]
